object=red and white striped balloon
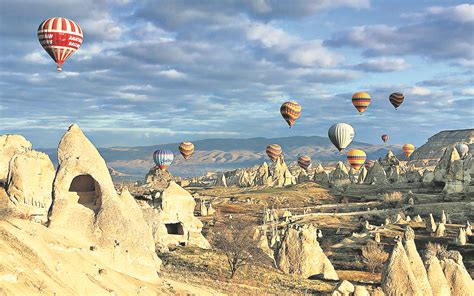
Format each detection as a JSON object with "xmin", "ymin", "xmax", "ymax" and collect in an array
[{"xmin": 37, "ymin": 17, "xmax": 83, "ymax": 72}]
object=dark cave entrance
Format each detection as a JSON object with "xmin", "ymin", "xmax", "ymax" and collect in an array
[
  {"xmin": 69, "ymin": 174, "xmax": 102, "ymax": 209},
  {"xmin": 165, "ymin": 223, "xmax": 184, "ymax": 235}
]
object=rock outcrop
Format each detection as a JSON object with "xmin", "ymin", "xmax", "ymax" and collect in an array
[
  {"xmin": 142, "ymin": 182, "xmax": 210, "ymax": 251},
  {"xmin": 0, "ymin": 135, "xmax": 32, "ymax": 183},
  {"xmin": 276, "ymin": 224, "xmax": 338, "ymax": 280},
  {"xmin": 365, "ymin": 161, "xmax": 387, "ymax": 185},
  {"xmin": 330, "ymin": 162, "xmax": 350, "ymax": 188},
  {"xmin": 5, "ymin": 150, "xmax": 55, "ymax": 222},
  {"xmin": 439, "ymin": 251, "xmax": 474, "ymax": 295},
  {"xmin": 145, "ymin": 166, "xmax": 174, "ymax": 189},
  {"xmin": 403, "ymin": 226, "xmax": 433, "ymax": 296},
  {"xmin": 48, "ymin": 124, "xmax": 161, "ymax": 282},
  {"xmin": 381, "ymin": 237, "xmax": 423, "ymax": 296},
  {"xmin": 424, "ymin": 250, "xmax": 451, "ymax": 296},
  {"xmin": 313, "ymin": 164, "xmax": 330, "ymax": 184}
]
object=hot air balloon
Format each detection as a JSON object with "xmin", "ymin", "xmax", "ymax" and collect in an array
[
  {"xmin": 347, "ymin": 149, "xmax": 366, "ymax": 170},
  {"xmin": 364, "ymin": 160, "xmax": 375, "ymax": 170},
  {"xmin": 381, "ymin": 134, "xmax": 389, "ymax": 143},
  {"xmin": 179, "ymin": 142, "xmax": 195, "ymax": 160},
  {"xmin": 153, "ymin": 149, "xmax": 174, "ymax": 170},
  {"xmin": 280, "ymin": 101, "xmax": 301, "ymax": 128},
  {"xmin": 352, "ymin": 92, "xmax": 371, "ymax": 114},
  {"xmin": 266, "ymin": 144, "xmax": 282, "ymax": 162},
  {"xmin": 37, "ymin": 17, "xmax": 83, "ymax": 72},
  {"xmin": 402, "ymin": 144, "xmax": 415, "ymax": 158},
  {"xmin": 298, "ymin": 155, "xmax": 311, "ymax": 171},
  {"xmin": 389, "ymin": 92, "xmax": 404, "ymax": 109},
  {"xmin": 328, "ymin": 123, "xmax": 355, "ymax": 152},
  {"xmin": 457, "ymin": 143, "xmax": 469, "ymax": 158}
]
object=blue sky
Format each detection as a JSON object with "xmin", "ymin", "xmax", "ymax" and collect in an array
[{"xmin": 0, "ymin": 0, "xmax": 473, "ymax": 148}]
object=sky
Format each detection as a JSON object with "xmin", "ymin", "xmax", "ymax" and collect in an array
[{"xmin": 0, "ymin": 0, "xmax": 473, "ymax": 148}]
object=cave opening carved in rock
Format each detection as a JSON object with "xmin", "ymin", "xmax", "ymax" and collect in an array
[
  {"xmin": 69, "ymin": 174, "xmax": 102, "ymax": 210},
  {"xmin": 165, "ymin": 223, "xmax": 184, "ymax": 235}
]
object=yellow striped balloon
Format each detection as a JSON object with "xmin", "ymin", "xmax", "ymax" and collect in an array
[
  {"xmin": 266, "ymin": 144, "xmax": 282, "ymax": 162},
  {"xmin": 280, "ymin": 101, "xmax": 301, "ymax": 128},
  {"xmin": 402, "ymin": 144, "xmax": 415, "ymax": 158},
  {"xmin": 297, "ymin": 155, "xmax": 311, "ymax": 170},
  {"xmin": 352, "ymin": 92, "xmax": 371, "ymax": 114},
  {"xmin": 179, "ymin": 141, "xmax": 195, "ymax": 160},
  {"xmin": 347, "ymin": 149, "xmax": 367, "ymax": 170}
]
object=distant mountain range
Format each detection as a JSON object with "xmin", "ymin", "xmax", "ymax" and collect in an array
[
  {"xmin": 40, "ymin": 135, "xmax": 401, "ymax": 180},
  {"xmin": 39, "ymin": 129, "xmax": 473, "ymax": 180}
]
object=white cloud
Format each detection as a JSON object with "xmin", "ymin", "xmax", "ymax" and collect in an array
[
  {"xmin": 408, "ymin": 86, "xmax": 432, "ymax": 96},
  {"xmin": 427, "ymin": 4, "xmax": 474, "ymax": 23},
  {"xmin": 246, "ymin": 23, "xmax": 294, "ymax": 48},
  {"xmin": 460, "ymin": 88, "xmax": 474, "ymax": 96},
  {"xmin": 158, "ymin": 69, "xmax": 187, "ymax": 79},
  {"xmin": 356, "ymin": 57, "xmax": 409, "ymax": 72},
  {"xmin": 23, "ymin": 52, "xmax": 49, "ymax": 64},
  {"xmin": 288, "ymin": 41, "xmax": 342, "ymax": 67}
]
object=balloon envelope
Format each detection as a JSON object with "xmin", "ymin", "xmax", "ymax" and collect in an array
[
  {"xmin": 347, "ymin": 149, "xmax": 366, "ymax": 170},
  {"xmin": 389, "ymin": 92, "xmax": 404, "ymax": 109},
  {"xmin": 179, "ymin": 142, "xmax": 195, "ymax": 160},
  {"xmin": 352, "ymin": 92, "xmax": 371, "ymax": 114},
  {"xmin": 457, "ymin": 143, "xmax": 469, "ymax": 158},
  {"xmin": 328, "ymin": 123, "xmax": 355, "ymax": 151},
  {"xmin": 364, "ymin": 160, "xmax": 375, "ymax": 170},
  {"xmin": 266, "ymin": 144, "xmax": 282, "ymax": 162},
  {"xmin": 381, "ymin": 134, "xmax": 389, "ymax": 143},
  {"xmin": 153, "ymin": 149, "xmax": 174, "ymax": 170},
  {"xmin": 402, "ymin": 144, "xmax": 415, "ymax": 158},
  {"xmin": 280, "ymin": 101, "xmax": 301, "ymax": 127},
  {"xmin": 37, "ymin": 17, "xmax": 83, "ymax": 72},
  {"xmin": 298, "ymin": 155, "xmax": 311, "ymax": 170}
]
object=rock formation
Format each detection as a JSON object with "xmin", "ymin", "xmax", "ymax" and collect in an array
[
  {"xmin": 313, "ymin": 164, "xmax": 330, "ymax": 184},
  {"xmin": 142, "ymin": 182, "xmax": 210, "ymax": 252},
  {"xmin": 47, "ymin": 124, "xmax": 161, "ymax": 282},
  {"xmin": 330, "ymin": 162, "xmax": 350, "ymax": 188},
  {"xmin": 276, "ymin": 224, "xmax": 338, "ymax": 280},
  {"xmin": 381, "ymin": 237, "xmax": 423, "ymax": 296},
  {"xmin": 435, "ymin": 223, "xmax": 446, "ymax": 237},
  {"xmin": 439, "ymin": 251, "xmax": 474, "ymax": 295},
  {"xmin": 427, "ymin": 214, "xmax": 437, "ymax": 233},
  {"xmin": 357, "ymin": 166, "xmax": 367, "ymax": 184},
  {"xmin": 403, "ymin": 226, "xmax": 433, "ymax": 296},
  {"xmin": 424, "ymin": 250, "xmax": 452, "ymax": 296},
  {"xmin": 5, "ymin": 150, "xmax": 55, "ymax": 222},
  {"xmin": 332, "ymin": 280, "xmax": 354, "ymax": 296},
  {"xmin": 456, "ymin": 228, "xmax": 467, "ymax": 246},
  {"xmin": 145, "ymin": 166, "xmax": 174, "ymax": 189},
  {"xmin": 0, "ymin": 135, "xmax": 32, "ymax": 183},
  {"xmin": 365, "ymin": 161, "xmax": 387, "ymax": 185}
]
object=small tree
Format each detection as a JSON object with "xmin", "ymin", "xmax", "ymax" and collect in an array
[
  {"xmin": 362, "ymin": 241, "xmax": 389, "ymax": 273},
  {"xmin": 211, "ymin": 220, "xmax": 265, "ymax": 279}
]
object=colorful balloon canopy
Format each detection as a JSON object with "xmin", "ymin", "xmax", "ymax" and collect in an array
[
  {"xmin": 37, "ymin": 17, "xmax": 83, "ymax": 72},
  {"xmin": 153, "ymin": 149, "xmax": 174, "ymax": 170},
  {"xmin": 381, "ymin": 134, "xmax": 389, "ymax": 143},
  {"xmin": 402, "ymin": 144, "xmax": 415, "ymax": 158},
  {"xmin": 347, "ymin": 149, "xmax": 367, "ymax": 170},
  {"xmin": 389, "ymin": 92, "xmax": 405, "ymax": 109},
  {"xmin": 328, "ymin": 123, "xmax": 355, "ymax": 152},
  {"xmin": 280, "ymin": 101, "xmax": 301, "ymax": 128},
  {"xmin": 364, "ymin": 160, "xmax": 375, "ymax": 170},
  {"xmin": 179, "ymin": 141, "xmax": 195, "ymax": 160},
  {"xmin": 297, "ymin": 155, "xmax": 311, "ymax": 170},
  {"xmin": 266, "ymin": 144, "xmax": 282, "ymax": 162},
  {"xmin": 457, "ymin": 143, "xmax": 469, "ymax": 158},
  {"xmin": 351, "ymin": 92, "xmax": 371, "ymax": 114}
]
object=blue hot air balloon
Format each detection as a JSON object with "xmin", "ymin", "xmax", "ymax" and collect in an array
[{"xmin": 153, "ymin": 149, "xmax": 174, "ymax": 170}]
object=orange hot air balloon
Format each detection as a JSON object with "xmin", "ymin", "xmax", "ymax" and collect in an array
[
  {"xmin": 402, "ymin": 144, "xmax": 415, "ymax": 158},
  {"xmin": 37, "ymin": 17, "xmax": 83, "ymax": 72},
  {"xmin": 280, "ymin": 101, "xmax": 301, "ymax": 128},
  {"xmin": 179, "ymin": 141, "xmax": 194, "ymax": 160},
  {"xmin": 266, "ymin": 144, "xmax": 282, "ymax": 162},
  {"xmin": 347, "ymin": 149, "xmax": 366, "ymax": 170},
  {"xmin": 352, "ymin": 92, "xmax": 371, "ymax": 114},
  {"xmin": 297, "ymin": 155, "xmax": 311, "ymax": 170}
]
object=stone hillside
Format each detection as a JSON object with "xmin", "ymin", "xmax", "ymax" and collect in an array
[{"xmin": 410, "ymin": 129, "xmax": 474, "ymax": 160}]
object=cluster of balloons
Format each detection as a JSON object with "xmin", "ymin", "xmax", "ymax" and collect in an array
[
  {"xmin": 152, "ymin": 142, "xmax": 196, "ymax": 170},
  {"xmin": 275, "ymin": 90, "xmax": 413, "ymax": 171}
]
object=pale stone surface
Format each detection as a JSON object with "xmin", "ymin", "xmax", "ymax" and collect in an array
[
  {"xmin": 332, "ymin": 280, "xmax": 354, "ymax": 296},
  {"xmin": 330, "ymin": 161, "xmax": 350, "ymax": 188},
  {"xmin": 427, "ymin": 214, "xmax": 437, "ymax": 233},
  {"xmin": 403, "ymin": 226, "xmax": 433, "ymax": 296},
  {"xmin": 439, "ymin": 251, "xmax": 474, "ymax": 296},
  {"xmin": 48, "ymin": 124, "xmax": 161, "ymax": 283},
  {"xmin": 435, "ymin": 223, "xmax": 446, "ymax": 237},
  {"xmin": 424, "ymin": 250, "xmax": 451, "ymax": 296},
  {"xmin": 381, "ymin": 239, "xmax": 423, "ymax": 296},
  {"xmin": 143, "ymin": 182, "xmax": 210, "ymax": 251},
  {"xmin": 365, "ymin": 161, "xmax": 387, "ymax": 185},
  {"xmin": 145, "ymin": 166, "xmax": 174, "ymax": 189},
  {"xmin": 5, "ymin": 150, "xmax": 55, "ymax": 222},
  {"xmin": 0, "ymin": 135, "xmax": 32, "ymax": 182},
  {"xmin": 276, "ymin": 224, "xmax": 338, "ymax": 280}
]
